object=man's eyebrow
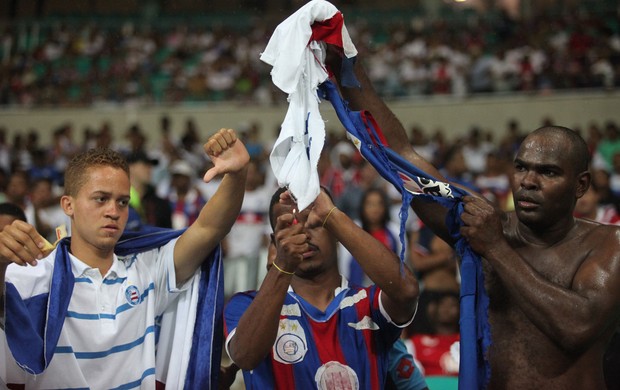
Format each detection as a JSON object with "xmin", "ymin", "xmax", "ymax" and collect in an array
[
  {"xmin": 91, "ymin": 190, "xmax": 131, "ymax": 198},
  {"xmin": 514, "ymin": 158, "xmax": 561, "ymax": 171}
]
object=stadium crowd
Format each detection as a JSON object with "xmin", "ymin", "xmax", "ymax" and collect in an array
[
  {"xmin": 1, "ymin": 2, "xmax": 619, "ymax": 387},
  {"xmin": 1, "ymin": 3, "xmax": 619, "ymax": 107}
]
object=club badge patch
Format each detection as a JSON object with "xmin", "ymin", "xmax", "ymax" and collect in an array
[
  {"xmin": 125, "ymin": 285, "xmax": 142, "ymax": 306},
  {"xmin": 315, "ymin": 361, "xmax": 359, "ymax": 390},
  {"xmin": 273, "ymin": 319, "xmax": 307, "ymax": 364},
  {"xmin": 398, "ymin": 170, "xmax": 454, "ymax": 199}
]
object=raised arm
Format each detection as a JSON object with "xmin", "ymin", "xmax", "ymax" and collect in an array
[
  {"xmin": 226, "ymin": 210, "xmax": 306, "ymax": 370},
  {"xmin": 311, "ymin": 192, "xmax": 419, "ymax": 325},
  {"xmin": 325, "ymin": 48, "xmax": 458, "ymax": 243},
  {"xmin": 173, "ymin": 128, "xmax": 249, "ymax": 284}
]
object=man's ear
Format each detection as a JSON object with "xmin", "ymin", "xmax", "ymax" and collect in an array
[
  {"xmin": 61, "ymin": 195, "xmax": 74, "ymax": 217},
  {"xmin": 575, "ymin": 171, "xmax": 591, "ymax": 199}
]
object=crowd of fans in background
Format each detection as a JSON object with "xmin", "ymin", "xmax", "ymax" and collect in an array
[
  {"xmin": 1, "ymin": 2, "xmax": 620, "ymax": 379},
  {"xmin": 1, "ymin": 3, "xmax": 619, "ymax": 107},
  {"xmin": 1, "ymin": 115, "xmax": 620, "ymax": 354}
]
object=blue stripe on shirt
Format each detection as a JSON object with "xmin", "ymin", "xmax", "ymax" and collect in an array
[
  {"xmin": 103, "ymin": 277, "xmax": 127, "ymax": 285},
  {"xmin": 55, "ymin": 325, "xmax": 156, "ymax": 359},
  {"xmin": 109, "ymin": 367, "xmax": 156, "ymax": 390},
  {"xmin": 66, "ymin": 283, "xmax": 155, "ymax": 320}
]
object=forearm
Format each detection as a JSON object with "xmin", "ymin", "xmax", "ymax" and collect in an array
[
  {"xmin": 198, "ymin": 168, "xmax": 247, "ymax": 235},
  {"xmin": 330, "ymin": 59, "xmax": 458, "ymax": 243},
  {"xmin": 333, "ymin": 60, "xmax": 446, "ymax": 178},
  {"xmin": 484, "ymin": 242, "xmax": 603, "ymax": 350},
  {"xmin": 326, "ymin": 209, "xmax": 418, "ymax": 323},
  {"xmin": 174, "ymin": 168, "xmax": 247, "ymax": 283},
  {"xmin": 229, "ymin": 269, "xmax": 292, "ymax": 369}
]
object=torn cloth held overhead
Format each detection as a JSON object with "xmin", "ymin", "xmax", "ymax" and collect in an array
[{"xmin": 261, "ymin": 0, "xmax": 357, "ymax": 210}]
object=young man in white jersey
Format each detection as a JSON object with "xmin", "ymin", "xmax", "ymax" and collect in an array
[{"xmin": 0, "ymin": 128, "xmax": 249, "ymax": 388}]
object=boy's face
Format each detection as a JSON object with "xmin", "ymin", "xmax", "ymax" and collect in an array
[{"xmin": 62, "ymin": 165, "xmax": 130, "ymax": 253}]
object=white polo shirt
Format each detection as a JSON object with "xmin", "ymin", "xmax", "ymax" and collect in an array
[{"xmin": 2, "ymin": 237, "xmax": 185, "ymax": 389}]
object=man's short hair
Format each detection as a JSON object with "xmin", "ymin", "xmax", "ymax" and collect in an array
[
  {"xmin": 531, "ymin": 126, "xmax": 590, "ymax": 173},
  {"xmin": 64, "ymin": 148, "xmax": 129, "ymax": 197}
]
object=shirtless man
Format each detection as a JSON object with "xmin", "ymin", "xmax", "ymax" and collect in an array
[{"xmin": 327, "ymin": 49, "xmax": 620, "ymax": 388}]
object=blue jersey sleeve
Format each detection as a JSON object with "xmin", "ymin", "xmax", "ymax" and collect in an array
[
  {"xmin": 223, "ymin": 291, "xmax": 257, "ymax": 338},
  {"xmin": 388, "ymin": 339, "xmax": 428, "ymax": 390}
]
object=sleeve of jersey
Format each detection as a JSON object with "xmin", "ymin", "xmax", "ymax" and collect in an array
[
  {"xmin": 223, "ymin": 292, "xmax": 256, "ymax": 357},
  {"xmin": 388, "ymin": 339, "xmax": 429, "ymax": 390},
  {"xmin": 368, "ymin": 286, "xmax": 408, "ymax": 346}
]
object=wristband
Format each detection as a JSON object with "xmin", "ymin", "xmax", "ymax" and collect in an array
[
  {"xmin": 322, "ymin": 206, "xmax": 337, "ymax": 228},
  {"xmin": 273, "ymin": 261, "xmax": 295, "ymax": 275}
]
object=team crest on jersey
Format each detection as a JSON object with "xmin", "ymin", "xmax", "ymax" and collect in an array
[
  {"xmin": 125, "ymin": 285, "xmax": 141, "ymax": 306},
  {"xmin": 273, "ymin": 319, "xmax": 308, "ymax": 364},
  {"xmin": 315, "ymin": 361, "xmax": 359, "ymax": 390}
]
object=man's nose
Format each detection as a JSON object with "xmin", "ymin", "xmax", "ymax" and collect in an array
[{"xmin": 520, "ymin": 170, "xmax": 539, "ymax": 190}]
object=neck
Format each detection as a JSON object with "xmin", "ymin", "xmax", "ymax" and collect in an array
[
  {"xmin": 517, "ymin": 216, "xmax": 577, "ymax": 247},
  {"xmin": 70, "ymin": 240, "xmax": 115, "ymax": 276},
  {"xmin": 291, "ymin": 272, "xmax": 341, "ymax": 312}
]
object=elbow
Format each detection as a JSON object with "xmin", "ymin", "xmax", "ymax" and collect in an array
[
  {"xmin": 550, "ymin": 318, "xmax": 602, "ymax": 354},
  {"xmin": 395, "ymin": 277, "xmax": 420, "ymax": 308},
  {"xmin": 229, "ymin": 340, "xmax": 265, "ymax": 371},
  {"xmin": 233, "ymin": 358, "xmax": 260, "ymax": 372}
]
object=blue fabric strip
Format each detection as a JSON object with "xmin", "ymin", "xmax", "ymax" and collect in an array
[{"xmin": 318, "ymin": 79, "xmax": 492, "ymax": 389}]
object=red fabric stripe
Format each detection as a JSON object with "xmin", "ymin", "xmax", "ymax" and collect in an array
[
  {"xmin": 361, "ymin": 111, "xmax": 389, "ymax": 146},
  {"xmin": 271, "ymin": 354, "xmax": 296, "ymax": 389},
  {"xmin": 156, "ymin": 380, "xmax": 166, "ymax": 390},
  {"xmin": 309, "ymin": 314, "xmax": 347, "ymax": 365},
  {"xmin": 236, "ymin": 212, "xmax": 265, "ymax": 223},
  {"xmin": 7, "ymin": 384, "xmax": 25, "ymax": 390},
  {"xmin": 310, "ymin": 12, "xmax": 345, "ymax": 48}
]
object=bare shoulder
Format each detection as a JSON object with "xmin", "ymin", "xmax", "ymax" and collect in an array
[
  {"xmin": 575, "ymin": 219, "xmax": 620, "ymax": 285},
  {"xmin": 579, "ymin": 219, "xmax": 620, "ymax": 248}
]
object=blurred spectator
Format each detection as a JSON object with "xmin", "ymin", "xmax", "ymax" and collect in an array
[
  {"xmin": 475, "ymin": 152, "xmax": 511, "ymax": 209},
  {"xmin": 341, "ymin": 187, "xmax": 400, "ymax": 287},
  {"xmin": 165, "ymin": 159, "xmax": 207, "ymax": 229},
  {"xmin": 27, "ymin": 148, "xmax": 63, "ymax": 187},
  {"xmin": 408, "ymin": 223, "xmax": 459, "ymax": 335},
  {"xmin": 4, "ymin": 170, "xmax": 30, "ymax": 215},
  {"xmin": 438, "ymin": 144, "xmax": 478, "ymax": 192},
  {"xmin": 574, "ymin": 180, "xmax": 620, "ymax": 225},
  {"xmin": 406, "ymin": 291, "xmax": 460, "ymax": 377},
  {"xmin": 126, "ymin": 151, "xmax": 172, "ymax": 231},
  {"xmin": 461, "ymin": 126, "xmax": 495, "ymax": 175},
  {"xmin": 337, "ymin": 160, "xmax": 387, "ymax": 221},
  {"xmin": 28, "ymin": 177, "xmax": 70, "ymax": 242}
]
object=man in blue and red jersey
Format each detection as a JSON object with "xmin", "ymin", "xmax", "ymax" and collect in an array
[{"xmin": 224, "ymin": 186, "xmax": 420, "ymax": 388}]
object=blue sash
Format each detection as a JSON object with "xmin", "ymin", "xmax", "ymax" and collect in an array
[
  {"xmin": 5, "ymin": 227, "xmax": 223, "ymax": 388},
  {"xmin": 319, "ymin": 79, "xmax": 491, "ymax": 389}
]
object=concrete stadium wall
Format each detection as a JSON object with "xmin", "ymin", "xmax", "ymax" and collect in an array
[{"xmin": 1, "ymin": 91, "xmax": 619, "ymax": 148}]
